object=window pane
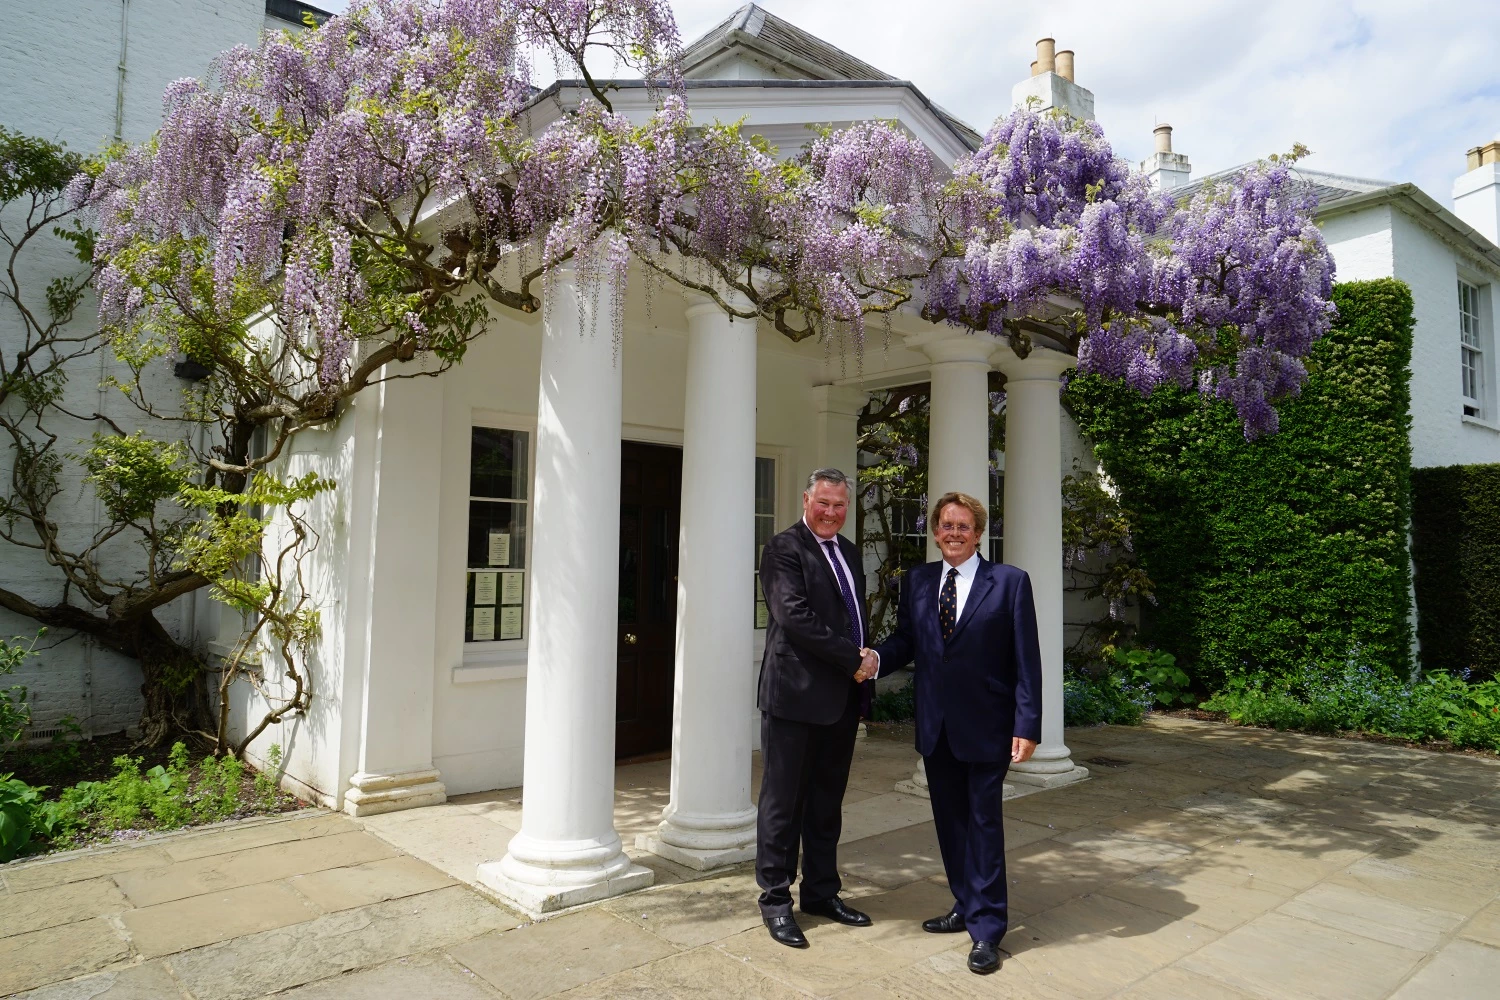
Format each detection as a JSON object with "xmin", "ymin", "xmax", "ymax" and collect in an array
[
  {"xmin": 754, "ymin": 457, "xmax": 776, "ymax": 628},
  {"xmin": 471, "ymin": 427, "xmax": 528, "ymax": 500},
  {"xmin": 467, "ymin": 500, "xmax": 527, "ymax": 569},
  {"xmin": 755, "ymin": 457, "xmax": 776, "ymax": 515}
]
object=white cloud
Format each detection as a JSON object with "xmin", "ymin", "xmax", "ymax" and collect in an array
[{"xmin": 318, "ymin": 0, "xmax": 1500, "ymax": 206}]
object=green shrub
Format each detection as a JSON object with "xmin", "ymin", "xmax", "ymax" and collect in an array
[
  {"xmin": 0, "ymin": 774, "xmax": 45, "ymax": 861},
  {"xmin": 871, "ymin": 683, "xmax": 915, "ymax": 722},
  {"xmin": 1108, "ymin": 646, "xmax": 1192, "ymax": 708},
  {"xmin": 1411, "ymin": 463, "xmax": 1500, "ymax": 680},
  {"xmin": 1063, "ymin": 668, "xmax": 1152, "ymax": 727},
  {"xmin": 1203, "ymin": 663, "xmax": 1500, "ymax": 751},
  {"xmin": 6, "ymin": 742, "xmax": 291, "ymax": 855},
  {"xmin": 1067, "ymin": 279, "xmax": 1415, "ymax": 688}
]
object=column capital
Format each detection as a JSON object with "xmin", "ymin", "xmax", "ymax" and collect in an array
[
  {"xmin": 809, "ymin": 384, "xmax": 871, "ymax": 417},
  {"xmin": 904, "ymin": 327, "xmax": 1004, "ymax": 366},
  {"xmin": 994, "ymin": 345, "xmax": 1076, "ymax": 381},
  {"xmin": 684, "ymin": 288, "xmax": 755, "ymax": 323}
]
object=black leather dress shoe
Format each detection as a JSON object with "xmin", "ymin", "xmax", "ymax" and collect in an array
[
  {"xmin": 922, "ymin": 910, "xmax": 967, "ymax": 934},
  {"xmin": 968, "ymin": 940, "xmax": 1001, "ymax": 974},
  {"xmin": 800, "ymin": 896, "xmax": 872, "ymax": 926},
  {"xmin": 764, "ymin": 915, "xmax": 808, "ymax": 948}
]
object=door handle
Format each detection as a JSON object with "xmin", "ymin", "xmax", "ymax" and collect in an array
[{"xmin": 624, "ymin": 633, "xmax": 638, "ymax": 645}]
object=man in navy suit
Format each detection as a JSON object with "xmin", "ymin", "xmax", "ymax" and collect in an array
[{"xmin": 872, "ymin": 490, "xmax": 1042, "ymax": 974}]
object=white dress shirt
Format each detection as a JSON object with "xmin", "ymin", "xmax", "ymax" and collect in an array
[
  {"xmin": 937, "ymin": 551, "xmax": 983, "ymax": 623},
  {"xmin": 870, "ymin": 551, "xmax": 982, "ymax": 679},
  {"xmin": 805, "ymin": 518, "xmax": 862, "ymax": 647}
]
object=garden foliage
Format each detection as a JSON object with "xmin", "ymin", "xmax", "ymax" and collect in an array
[
  {"xmin": 1067, "ymin": 279, "xmax": 1415, "ymax": 689},
  {"xmin": 1411, "ymin": 463, "xmax": 1500, "ymax": 680},
  {"xmin": 1202, "ymin": 661, "xmax": 1500, "ymax": 751},
  {"xmin": 0, "ymin": 742, "xmax": 288, "ymax": 862}
]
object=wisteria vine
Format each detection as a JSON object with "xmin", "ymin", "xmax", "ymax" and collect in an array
[{"xmin": 83, "ymin": 0, "xmax": 1334, "ymax": 441}]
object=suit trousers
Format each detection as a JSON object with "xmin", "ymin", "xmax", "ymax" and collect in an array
[
  {"xmin": 924, "ymin": 726, "xmax": 1011, "ymax": 944},
  {"xmin": 755, "ymin": 687, "xmax": 860, "ymax": 918}
]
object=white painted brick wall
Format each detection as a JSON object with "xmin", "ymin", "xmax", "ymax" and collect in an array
[{"xmin": 0, "ymin": 2, "xmax": 280, "ymax": 736}]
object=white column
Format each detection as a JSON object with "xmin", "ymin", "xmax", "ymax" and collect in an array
[
  {"xmin": 811, "ymin": 385, "xmax": 871, "ymax": 542},
  {"xmin": 344, "ymin": 372, "xmax": 447, "ymax": 817},
  {"xmin": 996, "ymin": 347, "xmax": 1088, "ymax": 788},
  {"xmin": 919, "ymin": 333, "xmax": 996, "ymax": 560},
  {"xmin": 640, "ymin": 294, "xmax": 759, "ymax": 870},
  {"xmin": 477, "ymin": 267, "xmax": 652, "ymax": 914},
  {"xmin": 896, "ymin": 330, "xmax": 997, "ymax": 797}
]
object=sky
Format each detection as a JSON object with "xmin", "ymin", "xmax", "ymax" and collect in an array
[{"xmin": 316, "ymin": 0, "xmax": 1500, "ymax": 208}]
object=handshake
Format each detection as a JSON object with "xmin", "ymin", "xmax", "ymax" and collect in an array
[{"xmin": 854, "ymin": 647, "xmax": 879, "ymax": 683}]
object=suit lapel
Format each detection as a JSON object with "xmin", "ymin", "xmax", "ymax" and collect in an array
[
  {"xmin": 795, "ymin": 520, "xmax": 858, "ymax": 634},
  {"xmin": 947, "ymin": 558, "xmax": 994, "ymax": 644},
  {"xmin": 913, "ymin": 562, "xmax": 942, "ymax": 649}
]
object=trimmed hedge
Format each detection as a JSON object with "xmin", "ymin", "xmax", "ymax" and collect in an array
[
  {"xmin": 1067, "ymin": 279, "xmax": 1415, "ymax": 688},
  {"xmin": 1412, "ymin": 464, "xmax": 1500, "ymax": 680}
]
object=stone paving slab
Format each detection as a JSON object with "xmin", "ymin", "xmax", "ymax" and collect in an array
[
  {"xmin": 2, "ymin": 718, "xmax": 1497, "ymax": 999},
  {"xmin": 166, "ymin": 885, "xmax": 520, "ymax": 1000}
]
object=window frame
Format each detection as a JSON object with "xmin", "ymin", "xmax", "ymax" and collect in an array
[
  {"xmin": 463, "ymin": 417, "xmax": 536, "ymax": 654},
  {"xmin": 1459, "ymin": 278, "xmax": 1485, "ymax": 418},
  {"xmin": 753, "ymin": 450, "xmax": 782, "ymax": 632}
]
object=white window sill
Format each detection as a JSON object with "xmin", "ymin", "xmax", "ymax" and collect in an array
[
  {"xmin": 1462, "ymin": 414, "xmax": 1500, "ymax": 433},
  {"xmin": 454, "ymin": 643, "xmax": 528, "ymax": 684}
]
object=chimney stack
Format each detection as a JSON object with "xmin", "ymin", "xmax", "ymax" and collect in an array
[
  {"xmin": 1455, "ymin": 138, "xmax": 1500, "ymax": 247},
  {"xmin": 1055, "ymin": 50, "xmax": 1075, "ymax": 82},
  {"xmin": 1034, "ymin": 37, "xmax": 1056, "ymax": 75},
  {"xmin": 1012, "ymin": 38, "xmax": 1094, "ymax": 120},
  {"xmin": 1141, "ymin": 123, "xmax": 1192, "ymax": 190}
]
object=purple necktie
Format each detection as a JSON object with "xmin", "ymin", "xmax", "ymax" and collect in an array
[{"xmin": 823, "ymin": 539, "xmax": 862, "ymax": 647}]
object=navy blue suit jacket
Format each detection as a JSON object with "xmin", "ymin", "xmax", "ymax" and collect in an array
[{"xmin": 875, "ymin": 558, "xmax": 1044, "ymax": 763}]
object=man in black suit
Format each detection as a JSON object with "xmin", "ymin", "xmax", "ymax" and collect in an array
[
  {"xmin": 754, "ymin": 468, "xmax": 881, "ymax": 948},
  {"xmin": 872, "ymin": 490, "xmax": 1043, "ymax": 974}
]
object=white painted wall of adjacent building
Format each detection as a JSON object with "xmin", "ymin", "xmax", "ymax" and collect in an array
[{"xmin": 0, "ymin": 2, "xmax": 314, "ymax": 738}]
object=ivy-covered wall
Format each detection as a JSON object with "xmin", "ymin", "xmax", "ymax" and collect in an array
[
  {"xmin": 1067, "ymin": 279, "xmax": 1415, "ymax": 688},
  {"xmin": 1411, "ymin": 464, "xmax": 1500, "ymax": 680}
]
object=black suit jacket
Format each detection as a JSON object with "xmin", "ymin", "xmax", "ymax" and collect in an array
[
  {"xmin": 875, "ymin": 557, "xmax": 1043, "ymax": 762},
  {"xmin": 757, "ymin": 520, "xmax": 868, "ymax": 725}
]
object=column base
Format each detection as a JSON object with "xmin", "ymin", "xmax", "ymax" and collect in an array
[
  {"xmin": 477, "ymin": 860, "xmax": 654, "ymax": 916},
  {"xmin": 343, "ymin": 768, "xmax": 447, "ymax": 817},
  {"xmin": 1007, "ymin": 764, "xmax": 1091, "ymax": 789},
  {"xmin": 636, "ymin": 834, "xmax": 756, "ymax": 871}
]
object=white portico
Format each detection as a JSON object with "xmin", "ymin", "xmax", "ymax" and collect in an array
[{"xmin": 225, "ymin": 4, "xmax": 1096, "ymax": 917}]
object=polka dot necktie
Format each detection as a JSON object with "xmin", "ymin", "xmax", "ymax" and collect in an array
[{"xmin": 940, "ymin": 566, "xmax": 958, "ymax": 642}]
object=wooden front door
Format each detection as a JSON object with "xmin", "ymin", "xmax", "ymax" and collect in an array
[{"xmin": 616, "ymin": 441, "xmax": 681, "ymax": 760}]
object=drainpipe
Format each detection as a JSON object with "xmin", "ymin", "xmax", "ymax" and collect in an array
[{"xmin": 114, "ymin": 0, "xmax": 130, "ymax": 142}]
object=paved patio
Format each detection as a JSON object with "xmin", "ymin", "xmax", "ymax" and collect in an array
[{"xmin": 3, "ymin": 716, "xmax": 1498, "ymax": 999}]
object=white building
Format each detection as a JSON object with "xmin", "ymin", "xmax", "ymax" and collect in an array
[
  {"xmin": 1148, "ymin": 130, "xmax": 1500, "ymax": 470},
  {"xmin": 181, "ymin": 7, "xmax": 1094, "ymax": 916},
  {"xmin": 0, "ymin": 1, "xmax": 328, "ymax": 739},
  {"xmin": 9, "ymin": 2, "xmax": 1491, "ymax": 919}
]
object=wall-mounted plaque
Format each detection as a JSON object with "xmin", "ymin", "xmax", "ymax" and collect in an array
[
  {"xmin": 488, "ymin": 530, "xmax": 511, "ymax": 566},
  {"xmin": 500, "ymin": 571, "xmax": 524, "ymax": 605},
  {"xmin": 473, "ymin": 571, "xmax": 497, "ymax": 605},
  {"xmin": 499, "ymin": 606, "xmax": 523, "ymax": 640},
  {"xmin": 472, "ymin": 606, "xmax": 496, "ymax": 641}
]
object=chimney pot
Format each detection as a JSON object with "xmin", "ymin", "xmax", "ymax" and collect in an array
[
  {"xmin": 1470, "ymin": 147, "xmax": 1484, "ymax": 171},
  {"xmin": 1055, "ymin": 49, "xmax": 1075, "ymax": 82},
  {"xmin": 1035, "ymin": 37, "xmax": 1056, "ymax": 74},
  {"xmin": 1483, "ymin": 140, "xmax": 1500, "ymax": 167},
  {"xmin": 1154, "ymin": 124, "xmax": 1174, "ymax": 154},
  {"xmin": 1030, "ymin": 59, "xmax": 1039, "ymax": 77}
]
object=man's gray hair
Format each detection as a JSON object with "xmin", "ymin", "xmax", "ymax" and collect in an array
[{"xmin": 805, "ymin": 467, "xmax": 855, "ymax": 499}]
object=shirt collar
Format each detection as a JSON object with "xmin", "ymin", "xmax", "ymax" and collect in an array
[
  {"xmin": 942, "ymin": 551, "xmax": 982, "ymax": 580},
  {"xmin": 804, "ymin": 517, "xmax": 842, "ymax": 548}
]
